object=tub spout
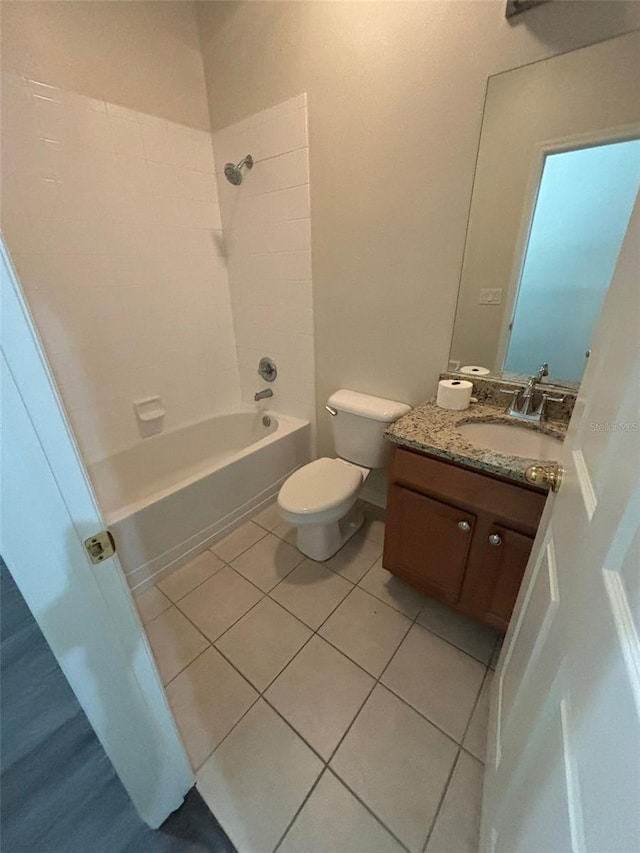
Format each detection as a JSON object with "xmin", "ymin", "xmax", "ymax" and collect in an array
[{"xmin": 254, "ymin": 388, "xmax": 273, "ymax": 401}]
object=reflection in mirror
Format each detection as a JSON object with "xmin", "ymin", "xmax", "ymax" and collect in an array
[
  {"xmin": 449, "ymin": 31, "xmax": 640, "ymax": 387},
  {"xmin": 503, "ymin": 140, "xmax": 640, "ymax": 382}
]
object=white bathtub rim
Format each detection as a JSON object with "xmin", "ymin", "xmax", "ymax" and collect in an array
[
  {"xmin": 91, "ymin": 401, "xmax": 274, "ymax": 468},
  {"xmin": 101, "ymin": 408, "xmax": 308, "ymax": 525}
]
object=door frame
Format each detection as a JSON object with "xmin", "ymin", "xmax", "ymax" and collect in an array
[
  {"xmin": 494, "ymin": 121, "xmax": 640, "ymax": 372},
  {"xmin": 0, "ymin": 237, "xmax": 193, "ymax": 827}
]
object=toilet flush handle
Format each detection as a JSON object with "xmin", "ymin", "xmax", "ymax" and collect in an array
[{"xmin": 325, "ymin": 405, "xmax": 338, "ymax": 416}]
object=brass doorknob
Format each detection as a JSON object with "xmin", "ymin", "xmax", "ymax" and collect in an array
[{"xmin": 524, "ymin": 463, "xmax": 563, "ymax": 493}]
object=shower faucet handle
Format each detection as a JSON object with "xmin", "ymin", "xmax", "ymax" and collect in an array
[{"xmin": 258, "ymin": 357, "xmax": 277, "ymax": 382}]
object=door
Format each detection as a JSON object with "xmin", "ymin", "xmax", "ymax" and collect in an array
[
  {"xmin": 463, "ymin": 524, "xmax": 535, "ymax": 632},
  {"xmin": 481, "ymin": 195, "xmax": 640, "ymax": 851},
  {"xmin": 0, "ymin": 239, "xmax": 193, "ymax": 827},
  {"xmin": 384, "ymin": 484, "xmax": 475, "ymax": 602}
]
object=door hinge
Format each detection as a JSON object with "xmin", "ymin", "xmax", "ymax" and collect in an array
[{"xmin": 84, "ymin": 530, "xmax": 116, "ymax": 564}]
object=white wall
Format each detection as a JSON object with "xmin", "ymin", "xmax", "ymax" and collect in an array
[
  {"xmin": 197, "ymin": 1, "xmax": 640, "ymax": 458},
  {"xmin": 212, "ymin": 95, "xmax": 315, "ymax": 428},
  {"xmin": 1, "ymin": 69, "xmax": 239, "ymax": 463},
  {"xmin": 1, "ymin": 1, "xmax": 211, "ymax": 129}
]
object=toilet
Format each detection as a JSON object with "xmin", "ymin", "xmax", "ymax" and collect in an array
[{"xmin": 277, "ymin": 389, "xmax": 411, "ymax": 561}]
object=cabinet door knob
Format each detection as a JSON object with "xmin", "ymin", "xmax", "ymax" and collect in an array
[
  {"xmin": 458, "ymin": 520, "xmax": 471, "ymax": 532},
  {"xmin": 489, "ymin": 533, "xmax": 502, "ymax": 546}
]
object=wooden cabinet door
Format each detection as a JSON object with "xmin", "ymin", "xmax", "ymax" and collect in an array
[
  {"xmin": 383, "ymin": 484, "xmax": 476, "ymax": 603},
  {"xmin": 461, "ymin": 523, "xmax": 534, "ymax": 631}
]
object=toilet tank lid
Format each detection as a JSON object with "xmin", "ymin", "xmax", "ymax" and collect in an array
[{"xmin": 328, "ymin": 390, "xmax": 411, "ymax": 423}]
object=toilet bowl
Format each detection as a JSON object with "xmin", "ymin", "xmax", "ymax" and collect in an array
[
  {"xmin": 277, "ymin": 390, "xmax": 410, "ymax": 561},
  {"xmin": 278, "ymin": 457, "xmax": 369, "ymax": 561}
]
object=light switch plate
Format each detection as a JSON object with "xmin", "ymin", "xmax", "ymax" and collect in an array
[{"xmin": 479, "ymin": 288, "xmax": 503, "ymax": 305}]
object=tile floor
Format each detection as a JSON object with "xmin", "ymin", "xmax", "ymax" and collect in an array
[{"xmin": 135, "ymin": 501, "xmax": 501, "ymax": 853}]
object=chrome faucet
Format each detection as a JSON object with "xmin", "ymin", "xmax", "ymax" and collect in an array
[
  {"xmin": 254, "ymin": 388, "xmax": 273, "ymax": 401},
  {"xmin": 499, "ymin": 362, "xmax": 563, "ymax": 423},
  {"xmin": 519, "ymin": 362, "xmax": 549, "ymax": 416}
]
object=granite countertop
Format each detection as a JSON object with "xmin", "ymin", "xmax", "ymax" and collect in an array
[{"xmin": 385, "ymin": 400, "xmax": 567, "ymax": 487}]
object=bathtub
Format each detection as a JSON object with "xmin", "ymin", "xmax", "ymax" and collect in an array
[{"xmin": 88, "ymin": 408, "xmax": 311, "ymax": 590}]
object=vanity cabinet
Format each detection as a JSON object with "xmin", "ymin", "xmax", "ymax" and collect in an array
[{"xmin": 383, "ymin": 445, "xmax": 547, "ymax": 631}]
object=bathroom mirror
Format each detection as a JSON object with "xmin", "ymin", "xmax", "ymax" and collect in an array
[{"xmin": 449, "ymin": 31, "xmax": 640, "ymax": 387}]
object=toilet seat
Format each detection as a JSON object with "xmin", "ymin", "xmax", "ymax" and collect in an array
[{"xmin": 278, "ymin": 457, "xmax": 363, "ymax": 515}]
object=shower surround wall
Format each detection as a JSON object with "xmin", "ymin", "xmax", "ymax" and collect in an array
[
  {"xmin": 212, "ymin": 95, "xmax": 315, "ymax": 430},
  {"xmin": 1, "ymin": 70, "xmax": 239, "ymax": 463}
]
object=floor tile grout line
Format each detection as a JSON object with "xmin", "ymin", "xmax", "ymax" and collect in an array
[
  {"xmin": 172, "ymin": 516, "xmax": 398, "ymax": 828},
  {"xmin": 138, "ymin": 601, "xmax": 173, "ymax": 628},
  {"xmin": 208, "ymin": 523, "xmax": 270, "ymax": 565},
  {"xmin": 459, "ymin": 666, "xmax": 491, "ymax": 749},
  {"xmin": 264, "ymin": 569, "xmax": 356, "ymax": 628},
  {"xmin": 421, "ymin": 746, "xmax": 463, "ymax": 853},
  {"xmin": 152, "ymin": 504, "xmax": 488, "ymax": 848},
  {"xmin": 163, "ymin": 560, "xmax": 275, "ymax": 687},
  {"xmin": 272, "ymin": 764, "xmax": 413, "ymax": 853},
  {"xmin": 200, "ymin": 637, "xmax": 464, "ymax": 853},
  {"xmin": 250, "ymin": 508, "xmax": 282, "ymax": 534},
  {"xmin": 208, "ymin": 564, "xmax": 363, "ymax": 698},
  {"xmin": 163, "ymin": 540, "xmax": 483, "ymax": 759},
  {"xmin": 177, "ymin": 589, "xmax": 266, "ymax": 661},
  {"xmin": 261, "ymin": 669, "xmax": 411, "ymax": 851},
  {"xmin": 170, "ymin": 578, "xmax": 477, "ymax": 777},
  {"xmin": 157, "ymin": 559, "xmax": 227, "ymax": 607},
  {"xmin": 159, "ymin": 549, "xmax": 362, "ymax": 705},
  {"xmin": 460, "ymin": 743, "xmax": 486, "ymax": 765},
  {"xmin": 149, "ymin": 550, "xmax": 488, "ymax": 749},
  {"xmin": 256, "ymin": 582, "xmax": 365, "ymax": 695},
  {"xmin": 211, "ymin": 541, "xmax": 302, "ymax": 606},
  {"xmin": 203, "ymin": 567, "xmax": 479, "ymax": 843},
  {"xmin": 375, "ymin": 682, "xmax": 473, "ymax": 753},
  {"xmin": 253, "ymin": 628, "xmax": 317, "ymax": 695},
  {"xmin": 315, "ymin": 612, "xmax": 417, "ymax": 809},
  {"xmin": 408, "ymin": 617, "xmax": 497, "ymax": 667},
  {"xmin": 323, "ymin": 767, "xmax": 414, "ymax": 853},
  {"xmin": 318, "ymin": 598, "xmax": 483, "ymax": 761},
  {"xmin": 144, "ymin": 536, "xmax": 361, "ymax": 639},
  {"xmin": 357, "ymin": 581, "xmax": 424, "ymax": 622},
  {"xmin": 260, "ymin": 694, "xmax": 329, "ymax": 765},
  {"xmin": 142, "ymin": 518, "xmax": 272, "ymax": 604},
  {"xmin": 162, "ymin": 642, "xmax": 213, "ymax": 689},
  {"xmin": 194, "ymin": 692, "xmax": 263, "ymax": 774},
  {"xmin": 348, "ymin": 549, "xmax": 500, "ymax": 668},
  {"xmin": 211, "ymin": 580, "xmax": 304, "ymax": 648},
  {"xmin": 192, "ymin": 584, "xmax": 380, "ymax": 780},
  {"xmin": 271, "ymin": 772, "xmax": 323, "ymax": 853}
]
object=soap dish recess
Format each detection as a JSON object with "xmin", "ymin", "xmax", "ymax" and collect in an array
[
  {"xmin": 134, "ymin": 396, "xmax": 165, "ymax": 422},
  {"xmin": 134, "ymin": 396, "xmax": 165, "ymax": 437}
]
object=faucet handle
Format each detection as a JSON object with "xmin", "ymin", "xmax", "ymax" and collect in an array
[{"xmin": 543, "ymin": 393, "xmax": 564, "ymax": 403}]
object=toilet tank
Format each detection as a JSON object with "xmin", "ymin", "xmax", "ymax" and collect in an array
[{"xmin": 328, "ymin": 389, "xmax": 411, "ymax": 469}]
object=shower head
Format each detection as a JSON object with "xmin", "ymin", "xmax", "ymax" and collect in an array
[{"xmin": 224, "ymin": 155, "xmax": 253, "ymax": 185}]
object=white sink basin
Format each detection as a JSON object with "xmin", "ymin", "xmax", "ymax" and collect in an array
[{"xmin": 458, "ymin": 422, "xmax": 562, "ymax": 460}]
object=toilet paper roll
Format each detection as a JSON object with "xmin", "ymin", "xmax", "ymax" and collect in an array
[
  {"xmin": 437, "ymin": 379, "xmax": 473, "ymax": 411},
  {"xmin": 459, "ymin": 365, "xmax": 490, "ymax": 376}
]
